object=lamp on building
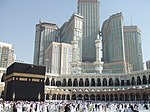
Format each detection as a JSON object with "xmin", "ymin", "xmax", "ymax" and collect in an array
[
  {"xmin": 38, "ymin": 93, "xmax": 41, "ymax": 101},
  {"xmin": 12, "ymin": 92, "xmax": 15, "ymax": 101}
]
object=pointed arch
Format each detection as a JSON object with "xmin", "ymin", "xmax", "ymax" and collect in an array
[
  {"xmin": 72, "ymin": 94, "xmax": 76, "ymax": 100},
  {"xmin": 91, "ymin": 78, "xmax": 95, "ymax": 86},
  {"xmin": 85, "ymin": 78, "xmax": 89, "ymax": 86},
  {"xmin": 79, "ymin": 78, "xmax": 84, "ymax": 86},
  {"xmin": 68, "ymin": 78, "xmax": 72, "ymax": 86},
  {"xmin": 115, "ymin": 78, "xmax": 120, "ymax": 86},
  {"xmin": 62, "ymin": 79, "xmax": 67, "ymax": 86},
  {"xmin": 143, "ymin": 75, "xmax": 147, "ymax": 85},
  {"xmin": 97, "ymin": 78, "xmax": 101, "ymax": 86},
  {"xmin": 103, "ymin": 78, "xmax": 107, "ymax": 86},
  {"xmin": 56, "ymin": 81, "xmax": 61, "ymax": 86},
  {"xmin": 109, "ymin": 78, "xmax": 113, "ymax": 86},
  {"xmin": 78, "ymin": 94, "xmax": 83, "ymax": 100},
  {"xmin": 96, "ymin": 94, "xmax": 100, "ymax": 101},
  {"xmin": 84, "ymin": 94, "xmax": 89, "ymax": 100},
  {"xmin": 45, "ymin": 77, "xmax": 50, "ymax": 85},
  {"xmin": 137, "ymin": 76, "xmax": 141, "ymax": 85},
  {"xmin": 131, "ymin": 77, "xmax": 136, "ymax": 85},
  {"xmin": 73, "ymin": 78, "xmax": 78, "ymax": 86},
  {"xmin": 90, "ymin": 94, "xmax": 95, "ymax": 101},
  {"xmin": 51, "ymin": 78, "xmax": 55, "ymax": 86}
]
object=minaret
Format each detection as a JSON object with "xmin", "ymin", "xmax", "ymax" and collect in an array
[
  {"xmin": 94, "ymin": 34, "xmax": 103, "ymax": 73},
  {"xmin": 95, "ymin": 35, "xmax": 101, "ymax": 62}
]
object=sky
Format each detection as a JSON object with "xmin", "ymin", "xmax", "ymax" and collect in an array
[{"xmin": 0, "ymin": 0, "xmax": 150, "ymax": 68}]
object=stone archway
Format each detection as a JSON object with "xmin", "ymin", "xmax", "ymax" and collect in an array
[
  {"xmin": 143, "ymin": 75, "xmax": 147, "ymax": 85},
  {"xmin": 96, "ymin": 94, "xmax": 100, "ymax": 101},
  {"xmin": 115, "ymin": 78, "xmax": 120, "ymax": 86},
  {"xmin": 68, "ymin": 78, "xmax": 72, "ymax": 86},
  {"xmin": 66, "ymin": 94, "xmax": 70, "ymax": 100},
  {"xmin": 51, "ymin": 78, "xmax": 55, "ymax": 86},
  {"xmin": 62, "ymin": 79, "xmax": 67, "ymax": 86},
  {"xmin": 97, "ymin": 78, "xmax": 101, "ymax": 86},
  {"xmin": 84, "ymin": 94, "xmax": 89, "ymax": 100},
  {"xmin": 137, "ymin": 76, "xmax": 141, "ymax": 85},
  {"xmin": 52, "ymin": 94, "xmax": 56, "ymax": 100},
  {"xmin": 85, "ymin": 78, "xmax": 89, "ymax": 86},
  {"xmin": 109, "ymin": 78, "xmax": 113, "ymax": 86},
  {"xmin": 103, "ymin": 78, "xmax": 107, "ymax": 86},
  {"xmin": 90, "ymin": 94, "xmax": 95, "ymax": 101},
  {"xmin": 56, "ymin": 81, "xmax": 61, "ymax": 86},
  {"xmin": 78, "ymin": 94, "xmax": 83, "ymax": 100},
  {"xmin": 131, "ymin": 77, "xmax": 136, "ymax": 85},
  {"xmin": 73, "ymin": 78, "xmax": 78, "ymax": 86},
  {"xmin": 46, "ymin": 94, "xmax": 49, "ymax": 100},
  {"xmin": 45, "ymin": 77, "xmax": 50, "ymax": 85},
  {"xmin": 72, "ymin": 94, "xmax": 76, "ymax": 100},
  {"xmin": 91, "ymin": 78, "xmax": 95, "ymax": 86},
  {"xmin": 79, "ymin": 78, "xmax": 84, "ymax": 86}
]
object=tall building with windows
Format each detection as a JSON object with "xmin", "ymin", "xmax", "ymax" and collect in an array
[
  {"xmin": 60, "ymin": 13, "xmax": 83, "ymax": 62},
  {"xmin": 146, "ymin": 60, "xmax": 150, "ymax": 70},
  {"xmin": 78, "ymin": 0, "xmax": 100, "ymax": 62},
  {"xmin": 45, "ymin": 42, "xmax": 72, "ymax": 75},
  {"xmin": 102, "ymin": 13, "xmax": 130, "ymax": 73},
  {"xmin": 0, "ymin": 42, "xmax": 15, "ymax": 68},
  {"xmin": 124, "ymin": 26, "xmax": 144, "ymax": 71},
  {"xmin": 33, "ymin": 22, "xmax": 59, "ymax": 66}
]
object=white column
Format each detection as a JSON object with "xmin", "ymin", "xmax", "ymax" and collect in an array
[
  {"xmin": 71, "ymin": 41, "xmax": 78, "ymax": 62},
  {"xmin": 94, "ymin": 34, "xmax": 103, "ymax": 73}
]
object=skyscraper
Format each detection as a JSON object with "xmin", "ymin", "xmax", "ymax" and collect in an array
[
  {"xmin": 124, "ymin": 26, "xmax": 144, "ymax": 71},
  {"xmin": 60, "ymin": 13, "xmax": 83, "ymax": 62},
  {"xmin": 102, "ymin": 12, "xmax": 144, "ymax": 73},
  {"xmin": 102, "ymin": 12, "xmax": 131, "ymax": 73},
  {"xmin": 78, "ymin": 0, "xmax": 100, "ymax": 62},
  {"xmin": 0, "ymin": 42, "xmax": 15, "ymax": 68},
  {"xmin": 33, "ymin": 22, "xmax": 59, "ymax": 65}
]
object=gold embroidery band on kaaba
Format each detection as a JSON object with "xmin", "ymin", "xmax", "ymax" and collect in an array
[{"xmin": 5, "ymin": 73, "xmax": 45, "ymax": 80}]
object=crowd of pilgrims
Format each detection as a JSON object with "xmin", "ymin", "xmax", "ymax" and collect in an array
[{"xmin": 0, "ymin": 100, "xmax": 150, "ymax": 112}]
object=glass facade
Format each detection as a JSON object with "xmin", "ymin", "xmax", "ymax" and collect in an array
[
  {"xmin": 102, "ymin": 13, "xmax": 125, "ymax": 63},
  {"xmin": 102, "ymin": 13, "xmax": 130, "ymax": 73},
  {"xmin": 124, "ymin": 26, "xmax": 144, "ymax": 71}
]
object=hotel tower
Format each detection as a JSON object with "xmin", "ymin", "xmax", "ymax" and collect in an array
[{"xmin": 78, "ymin": 0, "xmax": 100, "ymax": 62}]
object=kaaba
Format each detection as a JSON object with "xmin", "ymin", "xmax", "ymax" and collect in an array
[{"xmin": 4, "ymin": 62, "xmax": 45, "ymax": 101}]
